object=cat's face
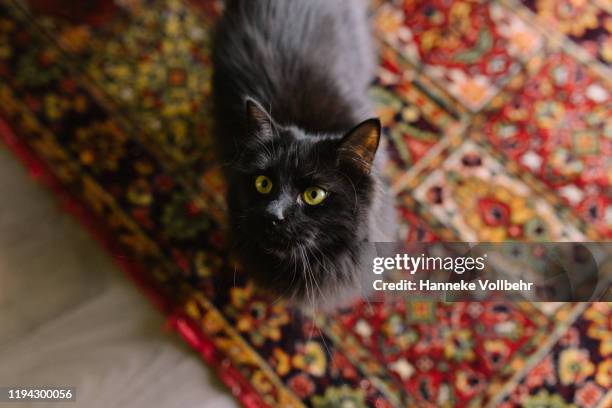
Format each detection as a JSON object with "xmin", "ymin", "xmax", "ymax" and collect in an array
[{"xmin": 228, "ymin": 99, "xmax": 381, "ymax": 296}]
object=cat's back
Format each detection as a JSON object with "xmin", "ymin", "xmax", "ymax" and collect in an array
[{"xmin": 213, "ymin": 0, "xmax": 375, "ymax": 137}]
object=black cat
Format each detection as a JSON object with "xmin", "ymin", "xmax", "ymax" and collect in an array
[{"xmin": 212, "ymin": 0, "xmax": 396, "ymax": 309}]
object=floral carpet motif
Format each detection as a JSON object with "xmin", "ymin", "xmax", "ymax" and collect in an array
[{"xmin": 0, "ymin": 0, "xmax": 610, "ymax": 407}]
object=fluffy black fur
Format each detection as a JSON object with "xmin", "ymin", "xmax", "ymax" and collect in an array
[{"xmin": 212, "ymin": 0, "xmax": 396, "ymax": 307}]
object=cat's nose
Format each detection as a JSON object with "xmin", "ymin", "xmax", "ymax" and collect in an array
[
  {"xmin": 268, "ymin": 209, "xmax": 285, "ymax": 226},
  {"xmin": 266, "ymin": 198, "xmax": 288, "ymax": 226}
]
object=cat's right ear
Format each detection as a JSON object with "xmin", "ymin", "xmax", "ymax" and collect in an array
[
  {"xmin": 337, "ymin": 118, "xmax": 381, "ymax": 175},
  {"xmin": 245, "ymin": 97, "xmax": 273, "ymax": 140}
]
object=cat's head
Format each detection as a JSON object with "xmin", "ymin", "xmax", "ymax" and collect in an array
[{"xmin": 228, "ymin": 98, "xmax": 381, "ymax": 298}]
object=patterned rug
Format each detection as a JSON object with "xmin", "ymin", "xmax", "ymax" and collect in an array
[{"xmin": 1, "ymin": 0, "xmax": 610, "ymax": 406}]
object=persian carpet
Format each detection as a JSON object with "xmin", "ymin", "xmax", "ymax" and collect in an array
[{"xmin": 0, "ymin": 0, "xmax": 610, "ymax": 407}]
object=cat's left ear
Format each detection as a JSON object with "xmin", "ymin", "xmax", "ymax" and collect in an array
[
  {"xmin": 338, "ymin": 118, "xmax": 381, "ymax": 174},
  {"xmin": 245, "ymin": 97, "xmax": 274, "ymax": 140}
]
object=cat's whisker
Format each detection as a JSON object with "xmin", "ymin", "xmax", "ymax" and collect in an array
[
  {"xmin": 299, "ymin": 244, "xmax": 318, "ymax": 326},
  {"xmin": 338, "ymin": 170, "xmax": 359, "ymax": 212},
  {"xmin": 289, "ymin": 250, "xmax": 297, "ymax": 298},
  {"xmin": 304, "ymin": 247, "xmax": 324, "ymax": 301},
  {"xmin": 315, "ymin": 321, "xmax": 336, "ymax": 375},
  {"xmin": 285, "ymin": 246, "xmax": 298, "ymax": 297},
  {"xmin": 304, "ymin": 247, "xmax": 337, "ymax": 370}
]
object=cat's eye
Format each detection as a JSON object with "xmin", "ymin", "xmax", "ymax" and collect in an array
[
  {"xmin": 303, "ymin": 187, "xmax": 327, "ymax": 206},
  {"xmin": 255, "ymin": 175, "xmax": 273, "ymax": 194}
]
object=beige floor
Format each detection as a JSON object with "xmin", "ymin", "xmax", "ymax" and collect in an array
[{"xmin": 0, "ymin": 146, "xmax": 236, "ymax": 408}]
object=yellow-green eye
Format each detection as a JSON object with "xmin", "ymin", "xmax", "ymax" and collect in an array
[
  {"xmin": 303, "ymin": 187, "xmax": 327, "ymax": 205},
  {"xmin": 255, "ymin": 175, "xmax": 273, "ymax": 194}
]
